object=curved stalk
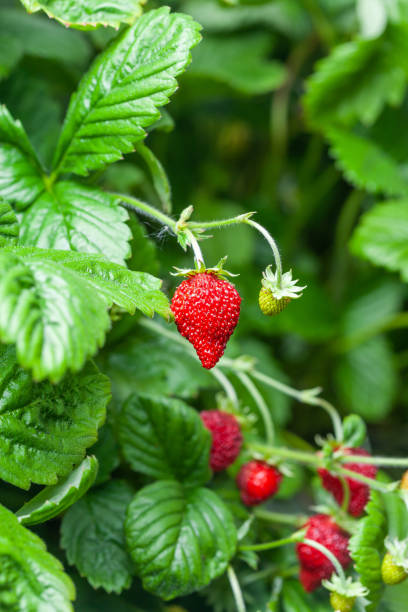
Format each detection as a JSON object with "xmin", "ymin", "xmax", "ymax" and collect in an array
[
  {"xmin": 245, "ymin": 218, "xmax": 282, "ymax": 284},
  {"xmin": 240, "ymin": 529, "xmax": 306, "ymax": 552},
  {"xmin": 227, "ymin": 566, "xmax": 247, "ymax": 612},
  {"xmin": 184, "ymin": 228, "xmax": 205, "ymax": 267},
  {"xmin": 112, "ymin": 192, "xmax": 177, "ymax": 231},
  {"xmin": 303, "ymin": 538, "xmax": 345, "ymax": 581},
  {"xmin": 237, "ymin": 372, "xmax": 274, "ymax": 444},
  {"xmin": 211, "ymin": 368, "xmax": 239, "ymax": 408}
]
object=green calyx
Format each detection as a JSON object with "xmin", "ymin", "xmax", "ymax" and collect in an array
[{"xmin": 171, "ymin": 256, "xmax": 239, "ymax": 279}]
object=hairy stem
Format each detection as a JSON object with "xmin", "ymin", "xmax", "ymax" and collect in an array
[
  {"xmin": 246, "ymin": 369, "xmax": 343, "ymax": 441},
  {"xmin": 245, "ymin": 218, "xmax": 283, "ymax": 284},
  {"xmin": 112, "ymin": 192, "xmax": 177, "ymax": 231},
  {"xmin": 303, "ymin": 538, "xmax": 345, "ymax": 581},
  {"xmin": 240, "ymin": 529, "xmax": 306, "ymax": 552},
  {"xmin": 248, "ymin": 442, "xmax": 319, "ymax": 466},
  {"xmin": 227, "ymin": 565, "xmax": 247, "ymax": 612},
  {"xmin": 211, "ymin": 368, "xmax": 239, "ymax": 408},
  {"xmin": 254, "ymin": 508, "xmax": 307, "ymax": 527},
  {"xmin": 237, "ymin": 372, "xmax": 274, "ymax": 444}
]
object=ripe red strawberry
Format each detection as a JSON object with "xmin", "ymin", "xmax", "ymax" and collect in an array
[
  {"xmin": 318, "ymin": 447, "xmax": 377, "ymax": 517},
  {"xmin": 297, "ymin": 514, "xmax": 351, "ymax": 592},
  {"xmin": 171, "ymin": 272, "xmax": 241, "ymax": 369},
  {"xmin": 236, "ymin": 460, "xmax": 282, "ymax": 506},
  {"xmin": 200, "ymin": 410, "xmax": 243, "ymax": 471}
]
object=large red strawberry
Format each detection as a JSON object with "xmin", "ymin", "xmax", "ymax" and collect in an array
[
  {"xmin": 297, "ymin": 514, "xmax": 351, "ymax": 592},
  {"xmin": 236, "ymin": 460, "xmax": 282, "ymax": 505},
  {"xmin": 318, "ymin": 447, "xmax": 377, "ymax": 517},
  {"xmin": 200, "ymin": 410, "xmax": 243, "ymax": 471},
  {"xmin": 171, "ymin": 272, "xmax": 241, "ymax": 369}
]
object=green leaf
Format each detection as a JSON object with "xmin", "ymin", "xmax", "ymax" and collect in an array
[
  {"xmin": 135, "ymin": 143, "xmax": 172, "ymax": 213},
  {"xmin": 118, "ymin": 393, "xmax": 211, "ymax": 486},
  {"xmin": 0, "ymin": 246, "xmax": 169, "ymax": 381},
  {"xmin": 0, "ymin": 8, "xmax": 91, "ymax": 68},
  {"xmin": 52, "ymin": 7, "xmax": 201, "ymax": 177},
  {"xmin": 281, "ymin": 580, "xmax": 331, "ymax": 612},
  {"xmin": 105, "ymin": 323, "xmax": 212, "ymax": 402},
  {"xmin": 20, "ymin": 0, "xmax": 144, "ymax": 29},
  {"xmin": 61, "ymin": 480, "xmax": 134, "ymax": 594},
  {"xmin": 0, "ymin": 350, "xmax": 109, "ymax": 489},
  {"xmin": 305, "ymin": 25, "xmax": 408, "ymax": 128},
  {"xmin": 0, "ymin": 503, "xmax": 75, "ymax": 611},
  {"xmin": 335, "ymin": 336, "xmax": 397, "ymax": 421},
  {"xmin": 181, "ymin": 0, "xmax": 310, "ymax": 40},
  {"xmin": 188, "ymin": 32, "xmax": 287, "ymax": 94},
  {"xmin": 349, "ymin": 490, "xmax": 386, "ymax": 611},
  {"xmin": 90, "ymin": 424, "xmax": 120, "ymax": 485},
  {"xmin": 0, "ymin": 104, "xmax": 44, "ymax": 208},
  {"xmin": 20, "ymin": 182, "xmax": 131, "ymax": 264},
  {"xmin": 125, "ymin": 481, "xmax": 237, "ymax": 599},
  {"xmin": 342, "ymin": 414, "xmax": 367, "ymax": 447},
  {"xmin": 327, "ymin": 127, "xmax": 408, "ymax": 196},
  {"xmin": 0, "ymin": 34, "xmax": 23, "ymax": 80},
  {"xmin": 16, "ymin": 456, "xmax": 99, "ymax": 525},
  {"xmin": 0, "ymin": 198, "xmax": 19, "ymax": 246},
  {"xmin": 350, "ymin": 199, "xmax": 408, "ymax": 281}
]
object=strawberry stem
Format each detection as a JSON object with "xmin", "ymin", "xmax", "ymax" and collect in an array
[
  {"xmin": 340, "ymin": 455, "xmax": 408, "ymax": 468},
  {"xmin": 337, "ymin": 467, "xmax": 397, "ymax": 494},
  {"xmin": 212, "ymin": 368, "xmax": 239, "ymax": 408},
  {"xmin": 254, "ymin": 508, "xmax": 307, "ymax": 527},
  {"xmin": 245, "ymin": 218, "xmax": 283, "ymax": 285},
  {"xmin": 338, "ymin": 473, "xmax": 351, "ymax": 513},
  {"xmin": 227, "ymin": 565, "xmax": 247, "ymax": 612},
  {"xmin": 303, "ymin": 538, "xmax": 346, "ymax": 582},
  {"xmin": 240, "ymin": 529, "xmax": 307, "ymax": 552},
  {"xmin": 112, "ymin": 193, "xmax": 177, "ymax": 231},
  {"xmin": 236, "ymin": 372, "xmax": 275, "ymax": 444},
  {"xmin": 184, "ymin": 228, "xmax": 205, "ymax": 267}
]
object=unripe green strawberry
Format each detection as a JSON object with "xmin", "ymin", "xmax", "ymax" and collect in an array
[
  {"xmin": 381, "ymin": 552, "xmax": 408, "ymax": 585},
  {"xmin": 330, "ymin": 592, "xmax": 355, "ymax": 612},
  {"xmin": 259, "ymin": 288, "xmax": 290, "ymax": 316},
  {"xmin": 258, "ymin": 266, "xmax": 305, "ymax": 317}
]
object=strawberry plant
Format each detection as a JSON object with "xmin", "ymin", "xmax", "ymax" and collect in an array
[{"xmin": 3, "ymin": 1, "xmax": 408, "ymax": 611}]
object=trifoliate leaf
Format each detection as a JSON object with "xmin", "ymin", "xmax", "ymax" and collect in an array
[
  {"xmin": 118, "ymin": 393, "xmax": 211, "ymax": 487},
  {"xmin": 19, "ymin": 0, "xmax": 144, "ymax": 29},
  {"xmin": 16, "ymin": 456, "xmax": 99, "ymax": 525},
  {"xmin": 52, "ymin": 7, "xmax": 201, "ymax": 177},
  {"xmin": 0, "ymin": 503, "xmax": 75, "ymax": 611},
  {"xmin": 0, "ymin": 104, "xmax": 44, "ymax": 208},
  {"xmin": 0, "ymin": 246, "xmax": 169, "ymax": 381},
  {"xmin": 125, "ymin": 481, "xmax": 237, "ymax": 599},
  {"xmin": 0, "ymin": 198, "xmax": 19, "ymax": 246},
  {"xmin": 188, "ymin": 32, "xmax": 286, "ymax": 94},
  {"xmin": 61, "ymin": 480, "xmax": 134, "ymax": 594},
  {"xmin": 0, "ymin": 350, "xmax": 109, "ymax": 489},
  {"xmin": 350, "ymin": 199, "xmax": 408, "ymax": 281},
  {"xmin": 350, "ymin": 491, "xmax": 386, "ymax": 611},
  {"xmin": 304, "ymin": 24, "xmax": 408, "ymax": 128},
  {"xmin": 327, "ymin": 128, "xmax": 408, "ymax": 196},
  {"xmin": 20, "ymin": 182, "xmax": 131, "ymax": 264}
]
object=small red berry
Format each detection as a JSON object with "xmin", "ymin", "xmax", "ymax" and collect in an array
[
  {"xmin": 171, "ymin": 272, "xmax": 241, "ymax": 369},
  {"xmin": 296, "ymin": 514, "xmax": 351, "ymax": 592},
  {"xmin": 318, "ymin": 447, "xmax": 377, "ymax": 517},
  {"xmin": 236, "ymin": 460, "xmax": 282, "ymax": 506},
  {"xmin": 200, "ymin": 410, "xmax": 243, "ymax": 472}
]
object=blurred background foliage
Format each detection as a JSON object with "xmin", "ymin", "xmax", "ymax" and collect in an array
[{"xmin": 2, "ymin": 0, "xmax": 408, "ymax": 609}]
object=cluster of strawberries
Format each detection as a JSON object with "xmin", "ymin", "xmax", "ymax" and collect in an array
[
  {"xmin": 200, "ymin": 409, "xmax": 377, "ymax": 598},
  {"xmin": 172, "ymin": 269, "xmax": 378, "ymax": 606}
]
